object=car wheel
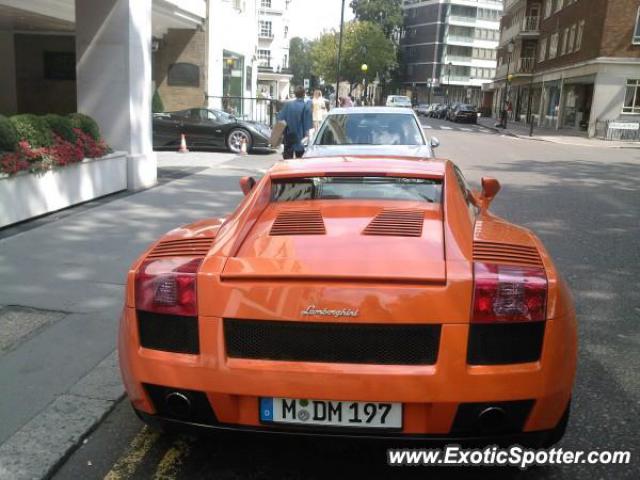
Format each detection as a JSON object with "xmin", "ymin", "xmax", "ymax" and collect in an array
[{"xmin": 227, "ymin": 129, "xmax": 252, "ymax": 154}]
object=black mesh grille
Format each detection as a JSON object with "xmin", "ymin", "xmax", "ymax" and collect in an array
[
  {"xmin": 137, "ymin": 311, "xmax": 199, "ymax": 354},
  {"xmin": 467, "ymin": 322, "xmax": 545, "ymax": 365},
  {"xmin": 224, "ymin": 319, "xmax": 441, "ymax": 365}
]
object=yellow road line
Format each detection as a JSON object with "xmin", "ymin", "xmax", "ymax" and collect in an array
[
  {"xmin": 103, "ymin": 426, "xmax": 160, "ymax": 480},
  {"xmin": 152, "ymin": 437, "xmax": 193, "ymax": 480}
]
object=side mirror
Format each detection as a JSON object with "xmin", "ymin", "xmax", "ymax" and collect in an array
[
  {"xmin": 480, "ymin": 177, "xmax": 501, "ymax": 208},
  {"xmin": 239, "ymin": 176, "xmax": 256, "ymax": 196},
  {"xmin": 430, "ymin": 137, "xmax": 440, "ymax": 149}
]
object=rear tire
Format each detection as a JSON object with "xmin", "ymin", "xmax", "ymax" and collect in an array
[{"xmin": 227, "ymin": 129, "xmax": 252, "ymax": 154}]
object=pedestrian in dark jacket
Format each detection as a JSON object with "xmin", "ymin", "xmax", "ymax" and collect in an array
[{"xmin": 277, "ymin": 85, "xmax": 312, "ymax": 159}]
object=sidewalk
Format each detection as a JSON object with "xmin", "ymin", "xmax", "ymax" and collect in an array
[
  {"xmin": 0, "ymin": 151, "xmax": 259, "ymax": 479},
  {"xmin": 477, "ymin": 116, "xmax": 640, "ymax": 149}
]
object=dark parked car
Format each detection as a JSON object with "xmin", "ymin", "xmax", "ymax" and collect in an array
[
  {"xmin": 432, "ymin": 104, "xmax": 448, "ymax": 119},
  {"xmin": 446, "ymin": 103, "xmax": 461, "ymax": 121},
  {"xmin": 450, "ymin": 104, "xmax": 478, "ymax": 124},
  {"xmin": 153, "ymin": 108, "xmax": 272, "ymax": 153}
]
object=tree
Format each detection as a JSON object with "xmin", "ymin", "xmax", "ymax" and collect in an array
[
  {"xmin": 289, "ymin": 37, "xmax": 315, "ymax": 88},
  {"xmin": 311, "ymin": 21, "xmax": 396, "ymax": 92},
  {"xmin": 350, "ymin": 0, "xmax": 404, "ymax": 38}
]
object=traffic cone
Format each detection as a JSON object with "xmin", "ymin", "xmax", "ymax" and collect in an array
[
  {"xmin": 178, "ymin": 134, "xmax": 189, "ymax": 153},
  {"xmin": 240, "ymin": 138, "xmax": 248, "ymax": 155}
]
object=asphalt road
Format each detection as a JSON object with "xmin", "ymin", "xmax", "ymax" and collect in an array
[{"xmin": 52, "ymin": 121, "xmax": 640, "ymax": 479}]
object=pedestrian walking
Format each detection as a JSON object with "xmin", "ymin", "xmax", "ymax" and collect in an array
[
  {"xmin": 311, "ymin": 89, "xmax": 327, "ymax": 131},
  {"xmin": 277, "ymin": 85, "xmax": 312, "ymax": 159}
]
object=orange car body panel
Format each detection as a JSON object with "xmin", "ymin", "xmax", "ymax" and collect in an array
[{"xmin": 118, "ymin": 156, "xmax": 577, "ymax": 436}]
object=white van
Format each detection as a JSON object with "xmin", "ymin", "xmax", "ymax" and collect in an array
[{"xmin": 385, "ymin": 95, "xmax": 412, "ymax": 108}]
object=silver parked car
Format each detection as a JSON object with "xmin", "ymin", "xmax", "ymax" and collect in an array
[{"xmin": 385, "ymin": 95, "xmax": 413, "ymax": 108}]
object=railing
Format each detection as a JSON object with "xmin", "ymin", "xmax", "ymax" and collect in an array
[
  {"xmin": 444, "ymin": 54, "xmax": 473, "ymax": 63},
  {"xmin": 442, "ymin": 75, "xmax": 471, "ymax": 83},
  {"xmin": 517, "ymin": 57, "xmax": 535, "ymax": 73},
  {"xmin": 448, "ymin": 15, "xmax": 476, "ymax": 24},
  {"xmin": 521, "ymin": 15, "xmax": 541, "ymax": 33},
  {"xmin": 206, "ymin": 95, "xmax": 280, "ymax": 127},
  {"xmin": 598, "ymin": 120, "xmax": 640, "ymax": 141},
  {"xmin": 446, "ymin": 34, "xmax": 475, "ymax": 44}
]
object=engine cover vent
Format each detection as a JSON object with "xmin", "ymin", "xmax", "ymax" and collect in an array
[
  {"xmin": 363, "ymin": 209, "xmax": 424, "ymax": 237},
  {"xmin": 147, "ymin": 238, "xmax": 214, "ymax": 258},
  {"xmin": 270, "ymin": 210, "xmax": 326, "ymax": 236},
  {"xmin": 473, "ymin": 241, "xmax": 543, "ymax": 268}
]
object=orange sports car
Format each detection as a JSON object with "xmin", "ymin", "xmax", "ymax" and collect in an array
[{"xmin": 118, "ymin": 155, "xmax": 577, "ymax": 446}]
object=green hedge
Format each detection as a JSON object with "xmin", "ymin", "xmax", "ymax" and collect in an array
[
  {"xmin": 10, "ymin": 114, "xmax": 53, "ymax": 148},
  {"xmin": 0, "ymin": 115, "xmax": 17, "ymax": 152},
  {"xmin": 43, "ymin": 114, "xmax": 76, "ymax": 143},
  {"xmin": 69, "ymin": 113, "xmax": 100, "ymax": 141}
]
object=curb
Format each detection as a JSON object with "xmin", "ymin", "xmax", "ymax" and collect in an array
[
  {"xmin": 478, "ymin": 121, "xmax": 640, "ymax": 149},
  {"xmin": 0, "ymin": 351, "xmax": 124, "ymax": 480}
]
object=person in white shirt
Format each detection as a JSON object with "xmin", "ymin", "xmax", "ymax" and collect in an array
[{"xmin": 311, "ymin": 89, "xmax": 327, "ymax": 131}]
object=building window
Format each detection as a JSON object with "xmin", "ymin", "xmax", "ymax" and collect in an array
[
  {"xmin": 283, "ymin": 54, "xmax": 288, "ymax": 68},
  {"xmin": 257, "ymin": 49, "xmax": 271, "ymax": 67},
  {"xmin": 284, "ymin": 26, "xmax": 288, "ymax": 38},
  {"xmin": 561, "ymin": 27, "xmax": 569, "ymax": 55},
  {"xmin": 261, "ymin": 0, "xmax": 271, "ymax": 7},
  {"xmin": 259, "ymin": 20, "xmax": 272, "ymax": 38},
  {"xmin": 549, "ymin": 32, "xmax": 559, "ymax": 59},
  {"xmin": 634, "ymin": 7, "xmax": 640, "ymax": 44},
  {"xmin": 43, "ymin": 51, "xmax": 76, "ymax": 80},
  {"xmin": 568, "ymin": 24, "xmax": 576, "ymax": 52},
  {"xmin": 167, "ymin": 63, "xmax": 199, "ymax": 87},
  {"xmin": 575, "ymin": 20, "xmax": 585, "ymax": 51},
  {"xmin": 539, "ymin": 37, "xmax": 547, "ymax": 62},
  {"xmin": 544, "ymin": 0, "xmax": 553, "ymax": 18},
  {"xmin": 623, "ymin": 79, "xmax": 640, "ymax": 114},
  {"xmin": 555, "ymin": 0, "xmax": 563, "ymax": 13}
]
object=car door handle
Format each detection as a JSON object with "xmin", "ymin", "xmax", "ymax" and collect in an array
[{"xmin": 215, "ymin": 129, "xmax": 222, "ymax": 133}]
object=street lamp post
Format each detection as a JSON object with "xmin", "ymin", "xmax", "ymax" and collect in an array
[
  {"xmin": 361, "ymin": 63, "xmax": 368, "ymax": 105},
  {"xmin": 500, "ymin": 40, "xmax": 515, "ymax": 128},
  {"xmin": 446, "ymin": 62, "xmax": 452, "ymax": 106},
  {"xmin": 335, "ymin": 0, "xmax": 346, "ymax": 107}
]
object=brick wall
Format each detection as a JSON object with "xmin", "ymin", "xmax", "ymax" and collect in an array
[
  {"xmin": 538, "ymin": 0, "xmax": 608, "ymax": 70},
  {"xmin": 601, "ymin": 0, "xmax": 640, "ymax": 57},
  {"xmin": 153, "ymin": 29, "xmax": 207, "ymax": 112}
]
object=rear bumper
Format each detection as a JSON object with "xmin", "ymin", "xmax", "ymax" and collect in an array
[
  {"xmin": 134, "ymin": 407, "xmax": 557, "ymax": 447},
  {"xmin": 118, "ymin": 307, "xmax": 576, "ymax": 438}
]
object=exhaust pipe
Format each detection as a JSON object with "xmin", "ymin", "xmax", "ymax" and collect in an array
[
  {"xmin": 165, "ymin": 391, "xmax": 192, "ymax": 419},
  {"xmin": 477, "ymin": 406, "xmax": 507, "ymax": 432}
]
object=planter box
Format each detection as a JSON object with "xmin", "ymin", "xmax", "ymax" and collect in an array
[{"xmin": 0, "ymin": 152, "xmax": 127, "ymax": 228}]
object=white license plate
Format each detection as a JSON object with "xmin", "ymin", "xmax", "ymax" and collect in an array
[{"xmin": 260, "ymin": 398, "xmax": 402, "ymax": 429}]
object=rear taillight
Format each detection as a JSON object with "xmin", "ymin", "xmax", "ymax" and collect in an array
[
  {"xmin": 135, "ymin": 257, "xmax": 202, "ymax": 316},
  {"xmin": 472, "ymin": 263, "xmax": 547, "ymax": 323}
]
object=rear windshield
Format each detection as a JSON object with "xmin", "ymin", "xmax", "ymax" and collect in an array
[
  {"xmin": 271, "ymin": 177, "xmax": 442, "ymax": 203},
  {"xmin": 315, "ymin": 114, "xmax": 424, "ymax": 146},
  {"xmin": 460, "ymin": 104, "xmax": 476, "ymax": 110}
]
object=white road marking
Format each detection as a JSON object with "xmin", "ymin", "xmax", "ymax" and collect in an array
[
  {"xmin": 460, "ymin": 128, "xmax": 473, "ymax": 132},
  {"xmin": 423, "ymin": 125, "xmax": 433, "ymax": 129},
  {"xmin": 439, "ymin": 126, "xmax": 453, "ymax": 130}
]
